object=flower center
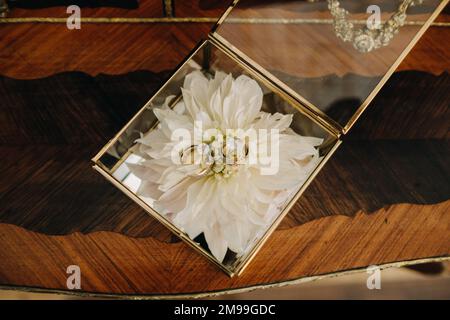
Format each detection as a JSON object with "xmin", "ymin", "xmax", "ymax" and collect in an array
[{"xmin": 180, "ymin": 133, "xmax": 249, "ymax": 178}]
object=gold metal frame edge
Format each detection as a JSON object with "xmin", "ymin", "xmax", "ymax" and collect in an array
[{"xmin": 91, "ymin": 37, "xmax": 342, "ymax": 276}]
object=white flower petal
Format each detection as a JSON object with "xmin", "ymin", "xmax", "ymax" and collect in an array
[
  {"xmin": 156, "ymin": 177, "xmax": 192, "ymax": 214},
  {"xmin": 136, "ymin": 181, "xmax": 164, "ymax": 199},
  {"xmin": 204, "ymin": 224, "xmax": 228, "ymax": 263},
  {"xmin": 252, "ymin": 112, "xmax": 293, "ymax": 131}
]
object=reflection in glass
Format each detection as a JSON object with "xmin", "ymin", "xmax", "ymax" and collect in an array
[
  {"xmin": 329, "ymin": 0, "xmax": 424, "ymax": 53},
  {"xmin": 215, "ymin": 0, "xmax": 442, "ymax": 127}
]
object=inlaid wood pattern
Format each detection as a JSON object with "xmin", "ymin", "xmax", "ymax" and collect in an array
[
  {"xmin": 0, "ymin": 23, "xmax": 212, "ymax": 79},
  {"xmin": 0, "ymin": 3, "xmax": 449, "ymax": 297},
  {"xmin": 0, "ymin": 11, "xmax": 448, "ymax": 79},
  {"xmin": 0, "ymin": 201, "xmax": 448, "ymax": 296}
]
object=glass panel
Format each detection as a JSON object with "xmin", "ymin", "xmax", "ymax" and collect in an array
[
  {"xmin": 95, "ymin": 40, "xmax": 338, "ymax": 274},
  {"xmin": 215, "ymin": 0, "xmax": 443, "ymax": 129}
]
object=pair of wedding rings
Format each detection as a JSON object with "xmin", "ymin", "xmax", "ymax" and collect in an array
[
  {"xmin": 180, "ymin": 144, "xmax": 245, "ymax": 177},
  {"xmin": 180, "ymin": 145, "xmax": 213, "ymax": 177}
]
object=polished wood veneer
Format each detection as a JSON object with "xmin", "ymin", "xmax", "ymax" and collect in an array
[{"xmin": 0, "ymin": 3, "xmax": 448, "ymax": 298}]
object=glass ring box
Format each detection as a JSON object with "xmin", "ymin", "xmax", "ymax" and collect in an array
[{"xmin": 92, "ymin": 0, "xmax": 447, "ymax": 276}]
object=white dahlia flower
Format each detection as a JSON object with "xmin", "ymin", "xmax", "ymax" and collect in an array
[{"xmin": 128, "ymin": 71, "xmax": 322, "ymax": 262}]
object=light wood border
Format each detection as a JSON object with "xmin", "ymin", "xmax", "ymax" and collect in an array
[{"xmin": 0, "ymin": 256, "xmax": 448, "ymax": 299}]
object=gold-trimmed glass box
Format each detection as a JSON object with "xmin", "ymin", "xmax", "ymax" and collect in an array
[{"xmin": 92, "ymin": 0, "xmax": 447, "ymax": 276}]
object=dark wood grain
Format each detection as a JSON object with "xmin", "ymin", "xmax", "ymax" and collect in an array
[
  {"xmin": 275, "ymin": 70, "xmax": 450, "ymax": 134},
  {"xmin": 9, "ymin": 1, "xmax": 140, "ymax": 10},
  {"xmin": 0, "ymin": 70, "xmax": 448, "ymax": 239},
  {"xmin": 6, "ymin": 0, "xmax": 161, "ymax": 17},
  {"xmin": 177, "ymin": 0, "xmax": 231, "ymax": 17},
  {"xmin": 0, "ymin": 70, "xmax": 448, "ymax": 144}
]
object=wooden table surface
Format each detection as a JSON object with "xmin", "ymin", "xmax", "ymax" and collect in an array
[{"xmin": 0, "ymin": 1, "xmax": 449, "ymax": 298}]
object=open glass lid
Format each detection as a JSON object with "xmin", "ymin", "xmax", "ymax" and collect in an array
[{"xmin": 212, "ymin": 0, "xmax": 447, "ymax": 133}]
